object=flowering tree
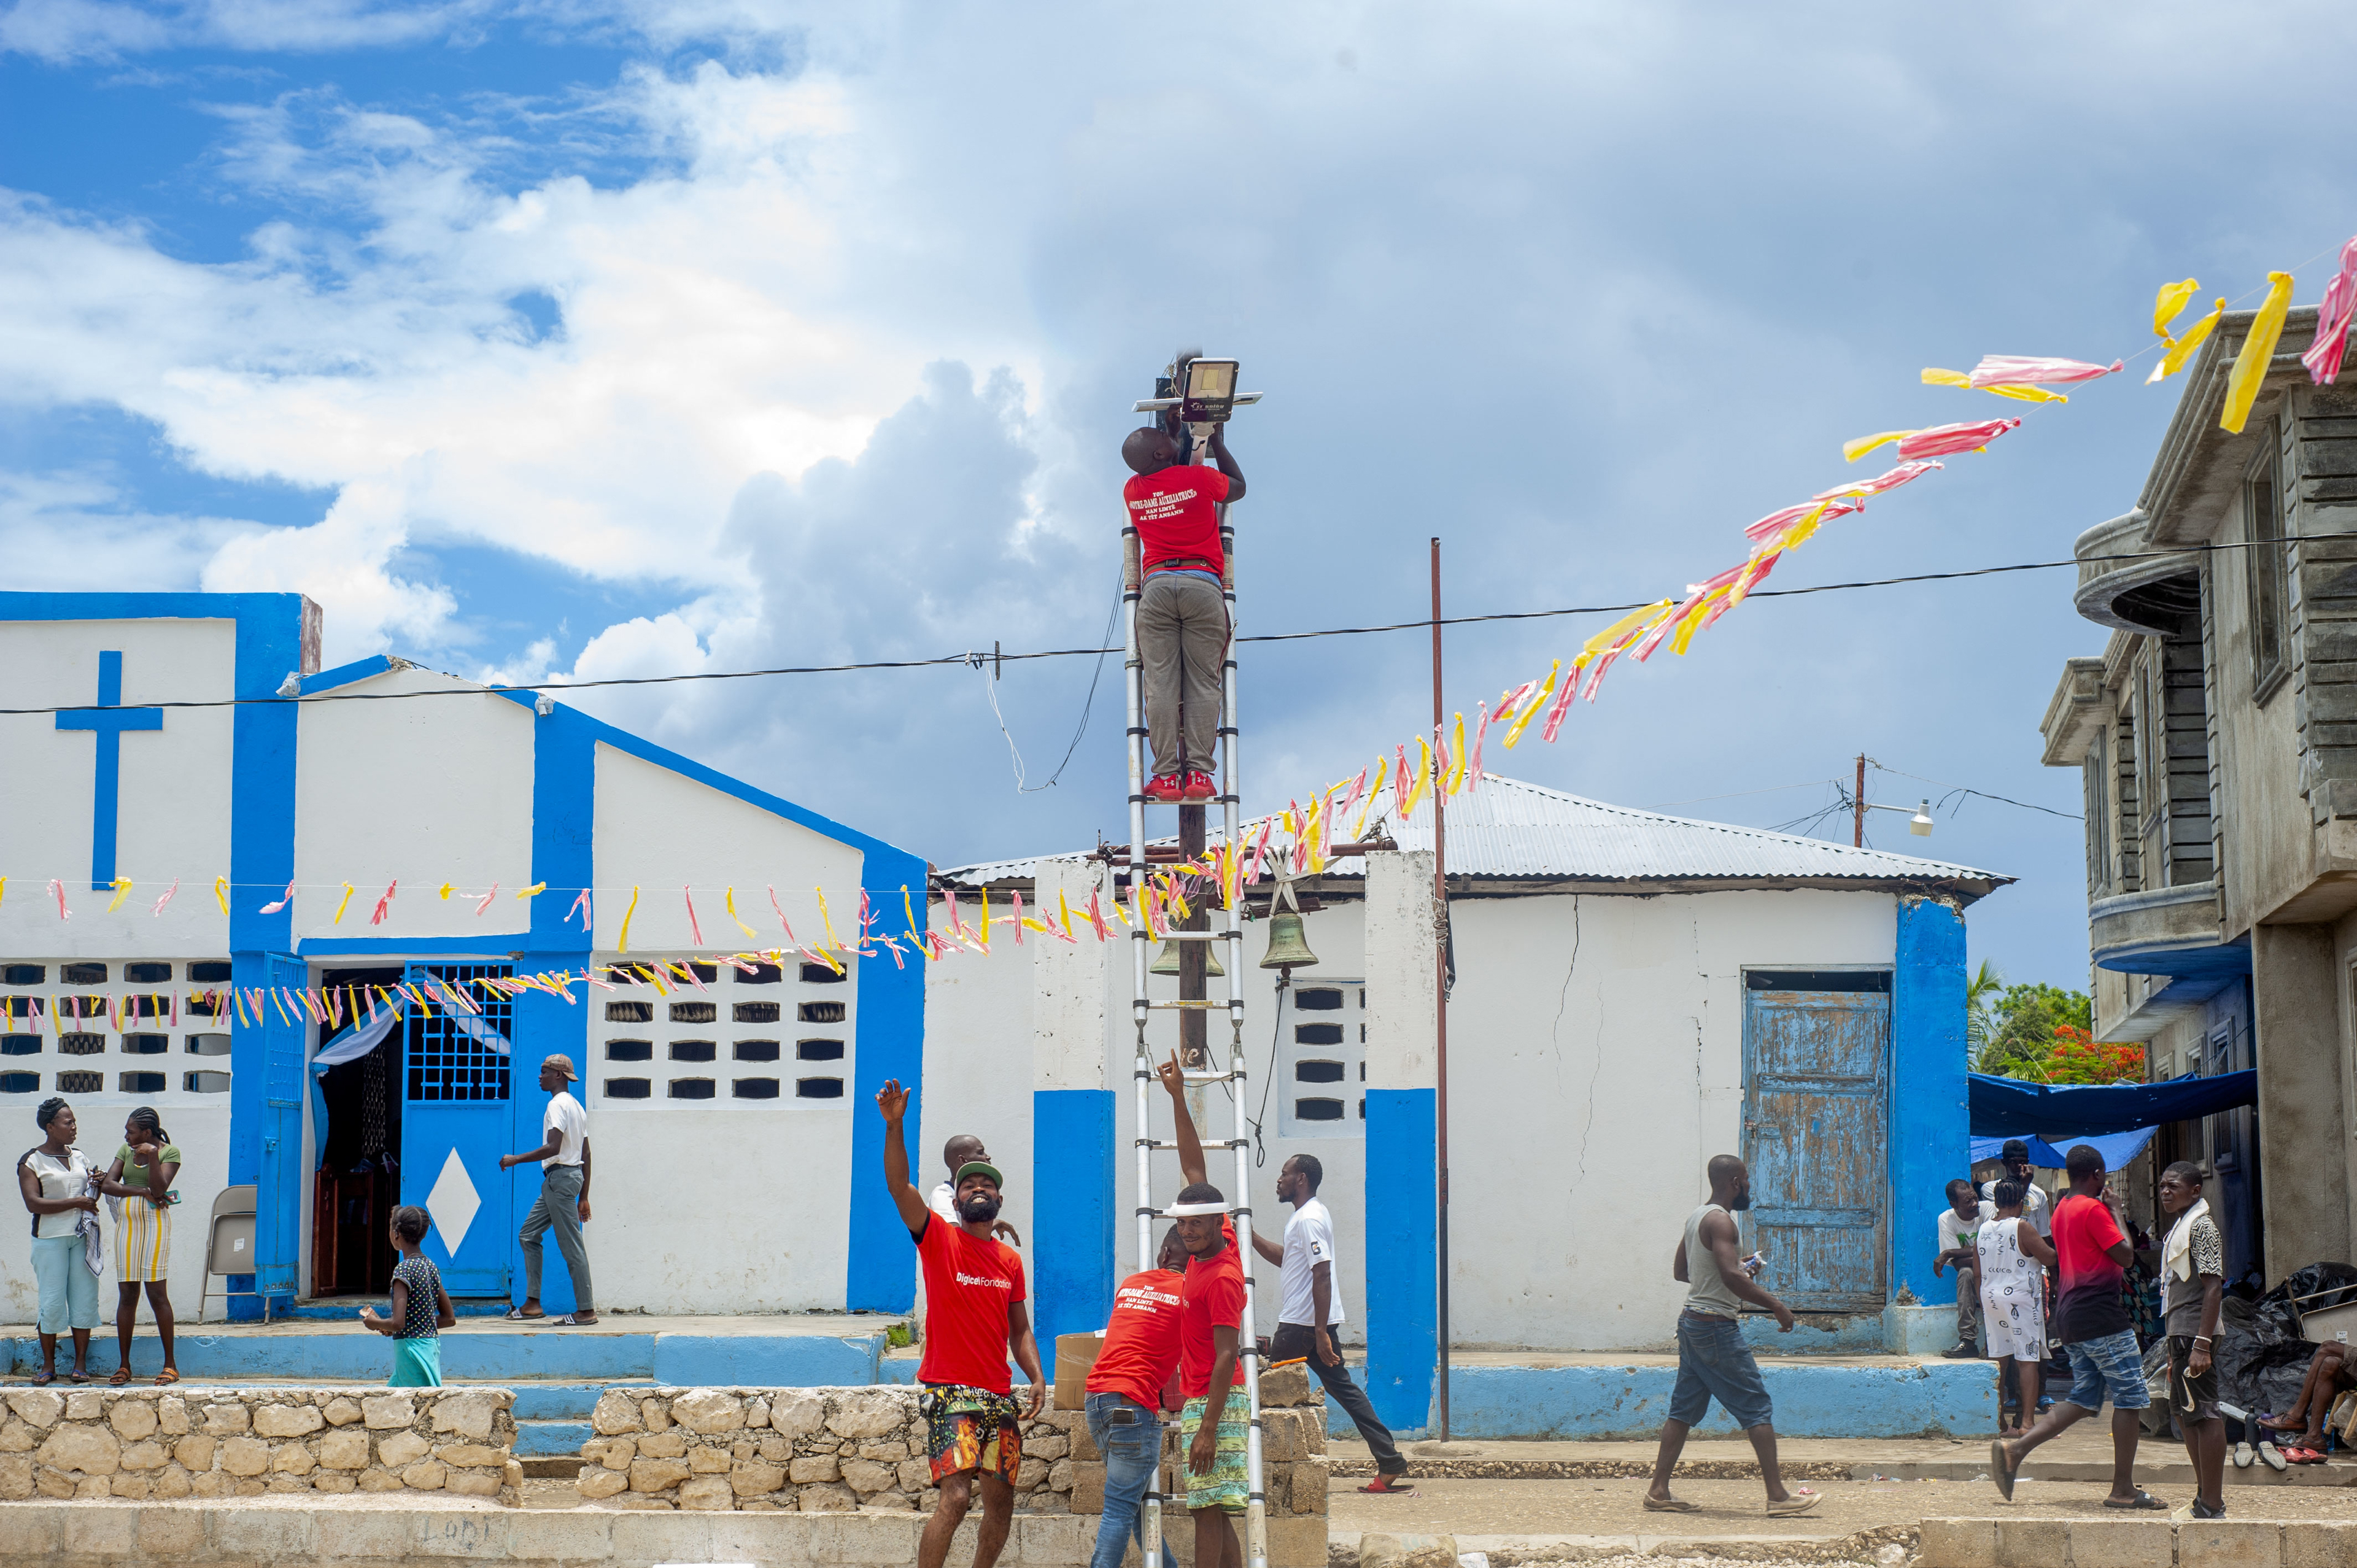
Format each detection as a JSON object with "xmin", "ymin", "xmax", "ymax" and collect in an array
[{"xmin": 2032, "ymin": 1025, "xmax": 2145, "ymax": 1085}]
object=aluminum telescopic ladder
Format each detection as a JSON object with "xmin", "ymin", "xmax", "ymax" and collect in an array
[{"xmin": 1123, "ymin": 352, "xmax": 1266, "ymax": 1568}]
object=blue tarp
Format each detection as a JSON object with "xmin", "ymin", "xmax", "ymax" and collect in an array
[
  {"xmin": 1968, "ymin": 1127, "xmax": 2156, "ymax": 1172},
  {"xmin": 1967, "ymin": 1068, "xmax": 2258, "ymax": 1138}
]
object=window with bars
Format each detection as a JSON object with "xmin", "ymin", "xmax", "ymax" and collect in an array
[
  {"xmin": 586, "ymin": 953, "xmax": 854, "ymax": 1107},
  {"xmin": 2247, "ymin": 431, "xmax": 2291, "ymax": 697},
  {"xmin": 1280, "ymin": 981, "xmax": 1366, "ymax": 1137},
  {"xmin": 404, "ymin": 964, "xmax": 514, "ymax": 1102}
]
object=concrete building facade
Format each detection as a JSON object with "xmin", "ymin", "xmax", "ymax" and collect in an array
[{"xmin": 2040, "ymin": 303, "xmax": 2357, "ymax": 1284}]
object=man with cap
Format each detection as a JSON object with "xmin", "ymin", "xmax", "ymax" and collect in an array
[
  {"xmin": 1981, "ymin": 1140, "xmax": 2051, "ymax": 1237},
  {"xmin": 498, "ymin": 1054, "xmax": 596, "ymax": 1324},
  {"xmin": 876, "ymin": 1079, "xmax": 1044, "ymax": 1568}
]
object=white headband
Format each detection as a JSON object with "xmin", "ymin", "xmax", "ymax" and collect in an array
[{"xmin": 1162, "ymin": 1200, "xmax": 1229, "ymax": 1217}]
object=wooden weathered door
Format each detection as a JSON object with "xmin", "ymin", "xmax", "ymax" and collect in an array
[{"xmin": 1741, "ymin": 971, "xmax": 1890, "ymax": 1312}]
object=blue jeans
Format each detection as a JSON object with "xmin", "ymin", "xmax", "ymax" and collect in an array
[
  {"xmin": 2062, "ymin": 1328, "xmax": 2150, "ymax": 1412},
  {"xmin": 1668, "ymin": 1311, "xmax": 1775, "ymax": 1431},
  {"xmin": 1085, "ymin": 1391, "xmax": 1178, "ymax": 1568}
]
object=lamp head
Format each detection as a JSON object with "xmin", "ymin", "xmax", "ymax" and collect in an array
[{"xmin": 1908, "ymin": 800, "xmax": 1935, "ymax": 836}]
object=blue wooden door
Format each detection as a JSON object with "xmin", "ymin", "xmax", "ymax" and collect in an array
[
  {"xmin": 399, "ymin": 964, "xmax": 514, "ymax": 1296},
  {"xmin": 1741, "ymin": 972, "xmax": 1890, "ymax": 1311},
  {"xmin": 256, "ymin": 954, "xmax": 309, "ymax": 1309}
]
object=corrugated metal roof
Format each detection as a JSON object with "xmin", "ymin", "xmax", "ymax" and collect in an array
[{"xmin": 937, "ymin": 774, "xmax": 2012, "ymax": 900}]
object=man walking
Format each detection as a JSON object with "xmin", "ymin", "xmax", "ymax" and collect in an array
[
  {"xmin": 1986, "ymin": 1144, "xmax": 2164, "ymax": 1510},
  {"xmin": 1252, "ymin": 1153, "xmax": 1412, "ymax": 1493},
  {"xmin": 1932, "ymin": 1178, "xmax": 1994, "ymax": 1358},
  {"xmin": 876, "ymin": 1079, "xmax": 1045, "ymax": 1568},
  {"xmin": 1643, "ymin": 1155, "xmax": 1819, "ymax": 1517},
  {"xmin": 498, "ymin": 1054, "xmax": 595, "ymax": 1324}
]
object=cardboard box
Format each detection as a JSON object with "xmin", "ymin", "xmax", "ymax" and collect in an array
[{"xmin": 1054, "ymin": 1333, "xmax": 1105, "ymax": 1410}]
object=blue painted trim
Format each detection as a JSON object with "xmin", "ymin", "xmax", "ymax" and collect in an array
[
  {"xmin": 649, "ymin": 1333, "xmax": 887, "ymax": 1387},
  {"xmin": 300, "ymin": 654, "xmax": 397, "ymax": 693},
  {"xmin": 846, "ymin": 892, "xmax": 926, "ymax": 1310},
  {"xmin": 1324, "ymin": 1359, "xmax": 1995, "ymax": 1441},
  {"xmin": 1891, "ymin": 897, "xmax": 1968, "ymax": 1318},
  {"xmin": 53, "ymin": 649, "xmax": 165, "ymax": 889},
  {"xmin": 296, "ymin": 938, "xmax": 525, "ymax": 957},
  {"xmin": 1362, "ymin": 1087, "xmax": 1436, "ymax": 1435},
  {"xmin": 1031, "ymin": 1088, "xmax": 1115, "ymax": 1352}
]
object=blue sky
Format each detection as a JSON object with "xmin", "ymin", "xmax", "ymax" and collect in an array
[{"xmin": 4, "ymin": 0, "xmax": 2353, "ymax": 993}]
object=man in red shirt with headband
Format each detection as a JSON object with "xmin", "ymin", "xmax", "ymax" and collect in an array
[
  {"xmin": 876, "ymin": 1080, "xmax": 1045, "ymax": 1568},
  {"xmin": 1122, "ymin": 424, "xmax": 1247, "ymax": 803}
]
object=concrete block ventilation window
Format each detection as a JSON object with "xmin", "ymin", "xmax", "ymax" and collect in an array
[
  {"xmin": 0, "ymin": 957, "xmax": 236, "ymax": 1097},
  {"xmin": 586, "ymin": 954, "xmax": 854, "ymax": 1107},
  {"xmin": 1279, "ymin": 982, "xmax": 1366, "ymax": 1137}
]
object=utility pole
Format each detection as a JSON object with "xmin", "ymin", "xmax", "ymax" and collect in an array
[
  {"xmin": 1430, "ymin": 537, "xmax": 1451, "ymax": 1443},
  {"xmin": 1853, "ymin": 754, "xmax": 1867, "ymax": 848}
]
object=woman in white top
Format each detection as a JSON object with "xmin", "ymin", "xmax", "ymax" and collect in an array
[
  {"xmin": 1976, "ymin": 1178, "xmax": 2057, "ymax": 1437},
  {"xmin": 15, "ymin": 1097, "xmax": 102, "ymax": 1384}
]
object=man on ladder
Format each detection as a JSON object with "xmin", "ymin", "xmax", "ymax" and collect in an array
[{"xmin": 1121, "ymin": 420, "xmax": 1245, "ymax": 803}]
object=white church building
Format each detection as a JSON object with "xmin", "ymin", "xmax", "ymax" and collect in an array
[{"xmin": 0, "ymin": 591, "xmax": 925, "ymax": 1324}]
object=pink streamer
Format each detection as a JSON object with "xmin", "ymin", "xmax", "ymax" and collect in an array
[
  {"xmin": 2304, "ymin": 237, "xmax": 2357, "ymax": 385},
  {"xmin": 1244, "ymin": 819, "xmax": 1274, "ymax": 885},
  {"xmin": 1393, "ymin": 746, "xmax": 1412, "ymax": 812},
  {"xmin": 1011, "ymin": 889, "xmax": 1025, "ymax": 946},
  {"xmin": 1085, "ymin": 888, "xmax": 1110, "ymax": 940},
  {"xmin": 258, "ymin": 881, "xmax": 293, "ymax": 914},
  {"xmin": 1336, "ymin": 765, "xmax": 1370, "ymax": 828},
  {"xmin": 474, "ymin": 882, "xmax": 500, "ymax": 915},
  {"xmin": 1541, "ymin": 657, "xmax": 1583, "ymax": 739},
  {"xmin": 49, "ymin": 879, "xmax": 68, "ymax": 921},
  {"xmin": 1897, "ymin": 418, "xmax": 2020, "ymax": 460},
  {"xmin": 1965, "ymin": 355, "xmax": 2122, "ymax": 387},
  {"xmin": 768, "ymin": 886, "xmax": 800, "ymax": 945},
  {"xmin": 369, "ymin": 880, "xmax": 398, "ymax": 926},
  {"xmin": 1812, "ymin": 459, "xmax": 1941, "ymax": 506},
  {"xmin": 1467, "ymin": 704, "xmax": 1490, "ymax": 791},
  {"xmin": 150, "ymin": 879, "xmax": 179, "ymax": 917},
  {"xmin": 566, "ymin": 889, "xmax": 593, "ymax": 929}
]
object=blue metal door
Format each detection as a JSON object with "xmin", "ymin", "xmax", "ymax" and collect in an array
[
  {"xmin": 1741, "ymin": 972, "xmax": 1890, "ymax": 1311},
  {"xmin": 399, "ymin": 964, "xmax": 514, "ymax": 1296},
  {"xmin": 257, "ymin": 954, "xmax": 309, "ymax": 1310}
]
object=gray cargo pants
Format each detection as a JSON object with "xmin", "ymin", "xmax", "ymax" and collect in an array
[
  {"xmin": 1137, "ymin": 572, "xmax": 1228, "ymax": 779},
  {"xmin": 521, "ymin": 1163, "xmax": 594, "ymax": 1310}
]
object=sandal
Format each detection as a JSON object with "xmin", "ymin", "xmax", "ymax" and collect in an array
[
  {"xmin": 1767, "ymin": 1487, "xmax": 1822, "ymax": 1517},
  {"xmin": 152, "ymin": 1368, "xmax": 179, "ymax": 1386},
  {"xmin": 1358, "ymin": 1476, "xmax": 1414, "ymax": 1494},
  {"xmin": 1641, "ymin": 1494, "xmax": 1698, "ymax": 1512},
  {"xmin": 1990, "ymin": 1439, "xmax": 2020, "ymax": 1502},
  {"xmin": 108, "ymin": 1367, "xmax": 132, "ymax": 1386},
  {"xmin": 504, "ymin": 1306, "xmax": 544, "ymax": 1321},
  {"xmin": 2105, "ymin": 1489, "xmax": 2169, "ymax": 1510},
  {"xmin": 2285, "ymin": 1446, "xmax": 2328, "ymax": 1464},
  {"xmin": 551, "ymin": 1313, "xmax": 600, "ymax": 1326},
  {"xmin": 29, "ymin": 1370, "xmax": 55, "ymax": 1387},
  {"xmin": 68, "ymin": 1370, "xmax": 89, "ymax": 1384}
]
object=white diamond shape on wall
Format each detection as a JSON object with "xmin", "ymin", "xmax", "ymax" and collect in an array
[{"xmin": 427, "ymin": 1148, "xmax": 481, "ymax": 1257}]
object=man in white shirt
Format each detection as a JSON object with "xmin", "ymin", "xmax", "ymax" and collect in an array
[
  {"xmin": 499, "ymin": 1054, "xmax": 597, "ymax": 1324},
  {"xmin": 930, "ymin": 1133, "xmax": 1021, "ymax": 1242},
  {"xmin": 1933, "ymin": 1179, "xmax": 1995, "ymax": 1358},
  {"xmin": 1249, "ymin": 1154, "xmax": 1409, "ymax": 1492},
  {"xmin": 1981, "ymin": 1141, "xmax": 2051, "ymax": 1237}
]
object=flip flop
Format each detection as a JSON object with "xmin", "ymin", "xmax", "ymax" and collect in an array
[
  {"xmin": 1990, "ymin": 1439, "xmax": 2019, "ymax": 1502},
  {"xmin": 152, "ymin": 1368, "xmax": 179, "ymax": 1386},
  {"xmin": 68, "ymin": 1370, "xmax": 88, "ymax": 1384},
  {"xmin": 2105, "ymin": 1489, "xmax": 2168, "ymax": 1510},
  {"xmin": 28, "ymin": 1370, "xmax": 54, "ymax": 1387},
  {"xmin": 504, "ymin": 1307, "xmax": 544, "ymax": 1321},
  {"xmin": 108, "ymin": 1366, "xmax": 132, "ymax": 1386},
  {"xmin": 1642, "ymin": 1494, "xmax": 1699, "ymax": 1513},
  {"xmin": 551, "ymin": 1314, "xmax": 600, "ymax": 1326},
  {"xmin": 1767, "ymin": 1487, "xmax": 1822, "ymax": 1517},
  {"xmin": 1357, "ymin": 1477, "xmax": 1415, "ymax": 1494}
]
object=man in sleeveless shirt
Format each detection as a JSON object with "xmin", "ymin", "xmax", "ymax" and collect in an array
[{"xmin": 1643, "ymin": 1154, "xmax": 1821, "ymax": 1517}]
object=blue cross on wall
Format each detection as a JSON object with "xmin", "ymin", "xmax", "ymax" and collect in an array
[{"xmin": 55, "ymin": 651, "xmax": 164, "ymax": 891}]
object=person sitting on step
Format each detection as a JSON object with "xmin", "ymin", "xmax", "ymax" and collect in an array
[{"xmin": 1121, "ymin": 423, "xmax": 1245, "ymax": 805}]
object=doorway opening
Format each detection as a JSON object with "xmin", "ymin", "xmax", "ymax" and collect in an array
[{"xmin": 311, "ymin": 966, "xmax": 404, "ymax": 1298}]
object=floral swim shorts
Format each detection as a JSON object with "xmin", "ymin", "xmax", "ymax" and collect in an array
[{"xmin": 921, "ymin": 1384, "xmax": 1024, "ymax": 1482}]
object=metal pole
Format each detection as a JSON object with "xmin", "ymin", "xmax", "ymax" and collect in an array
[
  {"xmin": 1853, "ymin": 753, "xmax": 1867, "ymax": 848},
  {"xmin": 1430, "ymin": 536, "xmax": 1450, "ymax": 1444}
]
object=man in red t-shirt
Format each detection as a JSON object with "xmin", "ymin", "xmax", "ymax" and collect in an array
[
  {"xmin": 1121, "ymin": 423, "xmax": 1247, "ymax": 804},
  {"xmin": 876, "ymin": 1080, "xmax": 1045, "ymax": 1568},
  {"xmin": 1987, "ymin": 1145, "xmax": 2159, "ymax": 1511},
  {"xmin": 1082, "ymin": 1229, "xmax": 1186, "ymax": 1568}
]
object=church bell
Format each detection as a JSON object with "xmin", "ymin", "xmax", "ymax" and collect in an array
[
  {"xmin": 1150, "ymin": 938, "xmax": 1223, "ymax": 977},
  {"xmin": 1258, "ymin": 910, "xmax": 1319, "ymax": 972}
]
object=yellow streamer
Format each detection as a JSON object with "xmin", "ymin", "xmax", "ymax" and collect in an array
[
  {"xmin": 816, "ymin": 887, "xmax": 849, "ymax": 952},
  {"xmin": 332, "ymin": 882, "xmax": 355, "ymax": 925},
  {"xmin": 1445, "ymin": 714, "xmax": 1468, "ymax": 794},
  {"xmin": 1057, "ymin": 888, "xmax": 1075, "ymax": 940},
  {"xmin": 517, "ymin": 882, "xmax": 546, "ymax": 898},
  {"xmin": 978, "ymin": 887, "xmax": 991, "ymax": 951},
  {"xmin": 438, "ymin": 882, "xmax": 454, "ymax": 900},
  {"xmin": 617, "ymin": 885, "xmax": 640, "ymax": 952},
  {"xmin": 2221, "ymin": 271, "xmax": 2295, "ymax": 434},
  {"xmin": 1503, "ymin": 662, "xmax": 1558, "ymax": 748},
  {"xmin": 1841, "ymin": 429, "xmax": 1913, "ymax": 463},
  {"xmin": 725, "ymin": 887, "xmax": 759, "ymax": 940},
  {"xmin": 106, "ymin": 878, "xmax": 132, "ymax": 913},
  {"xmin": 1920, "ymin": 368, "xmax": 2067, "ymax": 404},
  {"xmin": 1402, "ymin": 738, "xmax": 1433, "ymax": 821},
  {"xmin": 1576, "ymin": 601, "xmax": 1676, "ymax": 667},
  {"xmin": 2153, "ymin": 277, "xmax": 2200, "ymax": 339},
  {"xmin": 2150, "ymin": 297, "xmax": 2226, "ymax": 384},
  {"xmin": 212, "ymin": 875, "xmax": 226, "ymax": 915}
]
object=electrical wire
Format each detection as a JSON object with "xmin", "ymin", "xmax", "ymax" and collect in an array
[
  {"xmin": 0, "ymin": 537, "xmax": 2289, "ymax": 717},
  {"xmin": 1870, "ymin": 761, "xmax": 2083, "ymax": 822}
]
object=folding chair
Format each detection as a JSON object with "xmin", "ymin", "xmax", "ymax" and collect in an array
[{"xmin": 196, "ymin": 1184, "xmax": 268, "ymax": 1324}]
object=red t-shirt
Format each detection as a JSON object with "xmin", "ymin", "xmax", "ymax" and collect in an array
[
  {"xmin": 1178, "ymin": 1238, "xmax": 1248, "ymax": 1400},
  {"xmin": 1123, "ymin": 464, "xmax": 1231, "ymax": 577},
  {"xmin": 2051, "ymin": 1192, "xmax": 2129, "ymax": 1342},
  {"xmin": 914, "ymin": 1215, "xmax": 1026, "ymax": 1392},
  {"xmin": 1088, "ymin": 1267, "xmax": 1186, "ymax": 1410}
]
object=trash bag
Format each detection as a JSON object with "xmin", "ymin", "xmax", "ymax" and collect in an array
[
  {"xmin": 2137, "ymin": 1338, "xmax": 2175, "ymax": 1436},
  {"xmin": 2213, "ymin": 1261, "xmax": 2357, "ymax": 1413}
]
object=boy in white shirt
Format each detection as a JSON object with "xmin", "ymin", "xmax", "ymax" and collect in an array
[
  {"xmin": 1932, "ymin": 1178, "xmax": 1995, "ymax": 1358},
  {"xmin": 1249, "ymin": 1154, "xmax": 1410, "ymax": 1492}
]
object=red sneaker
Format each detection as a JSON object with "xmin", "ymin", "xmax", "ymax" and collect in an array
[
  {"xmin": 1143, "ymin": 773, "xmax": 1186, "ymax": 803},
  {"xmin": 1182, "ymin": 771, "xmax": 1217, "ymax": 801}
]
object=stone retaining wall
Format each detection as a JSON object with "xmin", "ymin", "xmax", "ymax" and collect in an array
[
  {"xmin": 575, "ymin": 1369, "xmax": 1328, "ymax": 1528},
  {"xmin": 0, "ymin": 1388, "xmax": 519, "ymax": 1505}
]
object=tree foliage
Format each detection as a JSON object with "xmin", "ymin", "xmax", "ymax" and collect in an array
[{"xmin": 1972, "ymin": 981, "xmax": 2099, "ymax": 1078}]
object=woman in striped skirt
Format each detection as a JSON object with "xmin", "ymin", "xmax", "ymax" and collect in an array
[{"xmin": 99, "ymin": 1107, "xmax": 180, "ymax": 1386}]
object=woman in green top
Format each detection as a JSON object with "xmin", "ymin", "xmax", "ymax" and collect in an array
[{"xmin": 98, "ymin": 1107, "xmax": 179, "ymax": 1386}]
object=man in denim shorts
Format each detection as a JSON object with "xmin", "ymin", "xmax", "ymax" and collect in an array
[
  {"xmin": 1643, "ymin": 1155, "xmax": 1820, "ymax": 1517},
  {"xmin": 1987, "ymin": 1144, "xmax": 2164, "ymax": 1510}
]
